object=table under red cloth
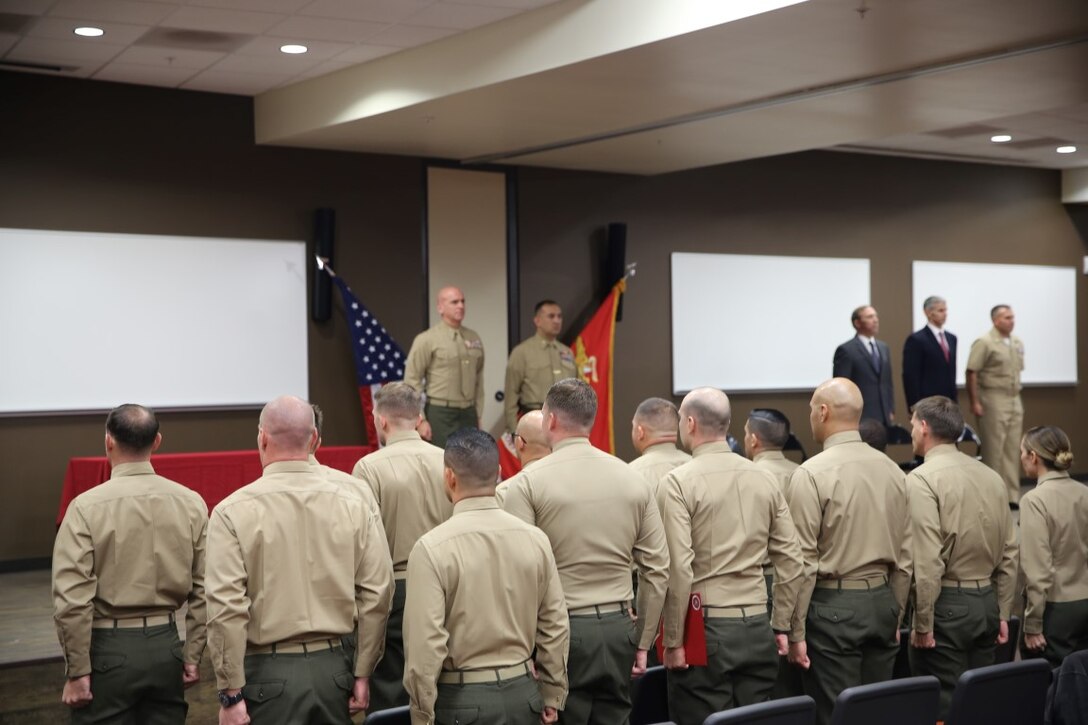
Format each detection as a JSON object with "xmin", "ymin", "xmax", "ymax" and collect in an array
[{"xmin": 57, "ymin": 445, "xmax": 373, "ymax": 525}]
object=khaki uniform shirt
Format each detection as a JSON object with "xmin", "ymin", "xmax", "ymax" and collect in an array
[
  {"xmin": 405, "ymin": 321, "xmax": 485, "ymax": 416},
  {"xmin": 754, "ymin": 450, "xmax": 801, "ymax": 574},
  {"xmin": 309, "ymin": 454, "xmax": 380, "ymax": 516},
  {"xmin": 661, "ymin": 442, "xmax": 804, "ymax": 645},
  {"xmin": 908, "ymin": 444, "xmax": 1019, "ymax": 632},
  {"xmin": 1019, "ymin": 471, "xmax": 1088, "ymax": 634},
  {"xmin": 966, "ymin": 328, "xmax": 1024, "ymax": 395},
  {"xmin": 786, "ymin": 431, "xmax": 913, "ymax": 641},
  {"xmin": 629, "ymin": 442, "xmax": 692, "ymax": 514},
  {"xmin": 495, "ymin": 458, "xmax": 541, "ymax": 507},
  {"xmin": 352, "ymin": 430, "xmax": 452, "ymax": 574},
  {"xmin": 501, "ymin": 437, "xmax": 669, "ymax": 649},
  {"xmin": 206, "ymin": 461, "xmax": 393, "ymax": 689},
  {"xmin": 503, "ymin": 332, "xmax": 577, "ymax": 431},
  {"xmin": 52, "ymin": 462, "xmax": 208, "ymax": 677},
  {"xmin": 403, "ymin": 497, "xmax": 569, "ymax": 725}
]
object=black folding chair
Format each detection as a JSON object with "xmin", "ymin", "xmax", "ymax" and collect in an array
[
  {"xmin": 632, "ymin": 665, "xmax": 670, "ymax": 725},
  {"xmin": 829, "ymin": 675, "xmax": 939, "ymax": 725},
  {"xmin": 702, "ymin": 695, "xmax": 816, "ymax": 724},
  {"xmin": 945, "ymin": 659, "xmax": 1052, "ymax": 725},
  {"xmin": 364, "ymin": 705, "xmax": 410, "ymax": 724}
]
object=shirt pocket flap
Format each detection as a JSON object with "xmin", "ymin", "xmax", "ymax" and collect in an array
[
  {"xmin": 243, "ymin": 680, "xmax": 285, "ymax": 703},
  {"xmin": 814, "ymin": 605, "xmax": 854, "ymax": 624}
]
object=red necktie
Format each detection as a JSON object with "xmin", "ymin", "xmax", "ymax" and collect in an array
[{"xmin": 938, "ymin": 331, "xmax": 950, "ymax": 362}]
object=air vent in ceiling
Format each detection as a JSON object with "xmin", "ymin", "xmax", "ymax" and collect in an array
[{"xmin": 0, "ymin": 59, "xmax": 79, "ymax": 73}]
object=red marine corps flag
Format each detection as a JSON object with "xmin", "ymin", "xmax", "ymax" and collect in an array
[{"xmin": 573, "ymin": 278, "xmax": 626, "ymax": 454}]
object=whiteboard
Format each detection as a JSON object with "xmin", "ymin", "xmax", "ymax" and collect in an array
[
  {"xmin": 912, "ymin": 261, "xmax": 1077, "ymax": 386},
  {"xmin": 671, "ymin": 253, "xmax": 870, "ymax": 393},
  {"xmin": 0, "ymin": 228, "xmax": 309, "ymax": 414}
]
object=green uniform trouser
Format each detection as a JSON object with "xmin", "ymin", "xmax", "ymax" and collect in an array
[
  {"xmin": 909, "ymin": 585, "xmax": 999, "ymax": 720},
  {"xmin": 73, "ymin": 622, "xmax": 187, "ymax": 725},
  {"xmin": 435, "ymin": 673, "xmax": 542, "ymax": 725},
  {"xmin": 561, "ymin": 610, "xmax": 638, "ymax": 725},
  {"xmin": 425, "ymin": 402, "xmax": 477, "ymax": 449},
  {"xmin": 367, "ymin": 578, "xmax": 408, "ymax": 711},
  {"xmin": 803, "ymin": 585, "xmax": 899, "ymax": 725},
  {"xmin": 666, "ymin": 611, "xmax": 778, "ymax": 725},
  {"xmin": 243, "ymin": 644, "xmax": 353, "ymax": 724},
  {"xmin": 977, "ymin": 389, "xmax": 1023, "ymax": 504},
  {"xmin": 1020, "ymin": 598, "xmax": 1088, "ymax": 668}
]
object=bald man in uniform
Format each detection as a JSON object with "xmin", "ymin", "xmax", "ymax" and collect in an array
[
  {"xmin": 504, "ymin": 300, "xmax": 577, "ymax": 433},
  {"xmin": 786, "ymin": 379, "xmax": 912, "ymax": 725},
  {"xmin": 207, "ymin": 396, "xmax": 393, "ymax": 725},
  {"xmin": 966, "ymin": 304, "xmax": 1025, "ymax": 506},
  {"xmin": 405, "ymin": 286, "xmax": 485, "ymax": 447},
  {"xmin": 906, "ymin": 395, "xmax": 1018, "ymax": 719},
  {"xmin": 502, "ymin": 378, "xmax": 669, "ymax": 725},
  {"xmin": 403, "ymin": 428, "xmax": 570, "ymax": 725},
  {"xmin": 351, "ymin": 382, "xmax": 452, "ymax": 712},
  {"xmin": 53, "ymin": 404, "xmax": 207, "ymax": 724},
  {"xmin": 628, "ymin": 397, "xmax": 691, "ymax": 513},
  {"xmin": 496, "ymin": 410, "xmax": 549, "ymax": 506},
  {"xmin": 661, "ymin": 389, "xmax": 804, "ymax": 724}
]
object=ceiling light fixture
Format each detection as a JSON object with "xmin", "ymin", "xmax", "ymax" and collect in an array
[
  {"xmin": 990, "ymin": 134, "xmax": 1012, "ymax": 143},
  {"xmin": 1056, "ymin": 145, "xmax": 1077, "ymax": 154},
  {"xmin": 74, "ymin": 27, "xmax": 104, "ymax": 37},
  {"xmin": 280, "ymin": 44, "xmax": 308, "ymax": 54}
]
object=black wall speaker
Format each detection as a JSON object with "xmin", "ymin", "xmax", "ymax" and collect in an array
[
  {"xmin": 605, "ymin": 222, "xmax": 627, "ymax": 321},
  {"xmin": 312, "ymin": 208, "xmax": 335, "ymax": 323}
]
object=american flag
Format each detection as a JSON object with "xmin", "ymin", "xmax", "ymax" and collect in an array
[{"xmin": 331, "ymin": 275, "xmax": 406, "ymax": 446}]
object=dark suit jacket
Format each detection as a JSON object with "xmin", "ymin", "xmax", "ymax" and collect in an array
[
  {"xmin": 902, "ymin": 326, "xmax": 957, "ymax": 410},
  {"xmin": 833, "ymin": 336, "xmax": 894, "ymax": 425}
]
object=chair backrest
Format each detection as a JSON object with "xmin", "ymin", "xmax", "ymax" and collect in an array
[
  {"xmin": 946, "ymin": 659, "xmax": 1052, "ymax": 725},
  {"xmin": 994, "ymin": 615, "xmax": 1020, "ymax": 664},
  {"xmin": 364, "ymin": 705, "xmax": 411, "ymax": 725},
  {"xmin": 632, "ymin": 666, "xmax": 669, "ymax": 725},
  {"xmin": 829, "ymin": 675, "xmax": 939, "ymax": 725},
  {"xmin": 702, "ymin": 695, "xmax": 816, "ymax": 724}
]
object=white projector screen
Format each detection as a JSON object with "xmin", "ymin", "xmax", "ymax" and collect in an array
[
  {"xmin": 671, "ymin": 252, "xmax": 871, "ymax": 393},
  {"xmin": 912, "ymin": 261, "xmax": 1077, "ymax": 386},
  {"xmin": 0, "ymin": 228, "xmax": 309, "ymax": 414}
]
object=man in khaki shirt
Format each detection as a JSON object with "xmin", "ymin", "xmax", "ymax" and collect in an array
[
  {"xmin": 628, "ymin": 397, "xmax": 691, "ymax": 512},
  {"xmin": 504, "ymin": 300, "xmax": 578, "ymax": 433},
  {"xmin": 404, "ymin": 428, "xmax": 569, "ymax": 725},
  {"xmin": 906, "ymin": 395, "xmax": 1018, "ymax": 718},
  {"xmin": 405, "ymin": 285, "xmax": 484, "ymax": 447},
  {"xmin": 496, "ymin": 410, "xmax": 549, "ymax": 506},
  {"xmin": 53, "ymin": 404, "xmax": 207, "ymax": 724},
  {"xmin": 786, "ymin": 378, "xmax": 912, "ymax": 725},
  {"xmin": 661, "ymin": 389, "xmax": 804, "ymax": 724},
  {"xmin": 966, "ymin": 304, "xmax": 1025, "ymax": 506},
  {"xmin": 310, "ymin": 403, "xmax": 380, "ymax": 515},
  {"xmin": 207, "ymin": 396, "xmax": 393, "ymax": 725},
  {"xmin": 352, "ymin": 382, "xmax": 452, "ymax": 711},
  {"xmin": 502, "ymin": 378, "xmax": 669, "ymax": 725}
]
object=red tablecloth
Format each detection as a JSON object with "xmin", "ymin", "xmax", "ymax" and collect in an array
[{"xmin": 57, "ymin": 445, "xmax": 373, "ymax": 525}]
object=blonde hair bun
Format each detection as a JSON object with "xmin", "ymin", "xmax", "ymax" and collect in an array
[{"xmin": 1054, "ymin": 450, "xmax": 1074, "ymax": 470}]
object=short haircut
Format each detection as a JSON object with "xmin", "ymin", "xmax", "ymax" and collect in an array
[
  {"xmin": 683, "ymin": 389, "xmax": 730, "ymax": 436},
  {"xmin": 633, "ymin": 397, "xmax": 679, "ymax": 434},
  {"xmin": 311, "ymin": 403, "xmax": 324, "ymax": 438},
  {"xmin": 534, "ymin": 299, "xmax": 560, "ymax": 315},
  {"xmin": 445, "ymin": 428, "xmax": 500, "ymax": 488},
  {"xmin": 545, "ymin": 378, "xmax": 597, "ymax": 431},
  {"xmin": 850, "ymin": 305, "xmax": 872, "ymax": 325},
  {"xmin": 106, "ymin": 404, "xmax": 160, "ymax": 453},
  {"xmin": 1023, "ymin": 425, "xmax": 1074, "ymax": 472},
  {"xmin": 912, "ymin": 396, "xmax": 964, "ymax": 442},
  {"xmin": 374, "ymin": 382, "xmax": 423, "ymax": 421},
  {"xmin": 858, "ymin": 418, "xmax": 887, "ymax": 452},
  {"xmin": 991, "ymin": 304, "xmax": 1011, "ymax": 319},
  {"xmin": 923, "ymin": 296, "xmax": 945, "ymax": 311},
  {"xmin": 747, "ymin": 408, "xmax": 791, "ymax": 449}
]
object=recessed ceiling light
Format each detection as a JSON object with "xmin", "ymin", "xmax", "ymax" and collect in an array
[
  {"xmin": 74, "ymin": 27, "xmax": 104, "ymax": 37},
  {"xmin": 1056, "ymin": 145, "xmax": 1077, "ymax": 154},
  {"xmin": 990, "ymin": 134, "xmax": 1012, "ymax": 143},
  {"xmin": 280, "ymin": 44, "xmax": 307, "ymax": 54}
]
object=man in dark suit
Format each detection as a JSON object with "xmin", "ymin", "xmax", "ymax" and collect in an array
[
  {"xmin": 832, "ymin": 305, "xmax": 895, "ymax": 426},
  {"xmin": 902, "ymin": 295, "xmax": 957, "ymax": 412}
]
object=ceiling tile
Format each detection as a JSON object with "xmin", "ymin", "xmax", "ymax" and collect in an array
[
  {"xmin": 181, "ymin": 67, "xmax": 285, "ymax": 94},
  {"xmin": 28, "ymin": 16, "xmax": 150, "ymax": 44},
  {"xmin": 0, "ymin": 0, "xmax": 56, "ymax": 15},
  {"xmin": 450, "ymin": 0, "xmax": 557, "ymax": 6},
  {"xmin": 8, "ymin": 35, "xmax": 125, "ymax": 64},
  {"xmin": 110, "ymin": 43, "xmax": 224, "ymax": 69},
  {"xmin": 161, "ymin": 5, "xmax": 284, "ymax": 33},
  {"xmin": 48, "ymin": 0, "xmax": 177, "ymax": 25},
  {"xmin": 187, "ymin": 0, "xmax": 311, "ymax": 13},
  {"xmin": 287, "ymin": 57, "xmax": 353, "ymax": 80},
  {"xmin": 329, "ymin": 42, "xmax": 397, "ymax": 63},
  {"xmin": 93, "ymin": 60, "xmax": 197, "ymax": 85},
  {"xmin": 210, "ymin": 51, "xmax": 318, "ymax": 73},
  {"xmin": 235, "ymin": 34, "xmax": 351, "ymax": 60},
  {"xmin": 266, "ymin": 14, "xmax": 385, "ymax": 43},
  {"xmin": 371, "ymin": 23, "xmax": 454, "ymax": 47},
  {"xmin": 300, "ymin": 0, "xmax": 433, "ymax": 24},
  {"xmin": 407, "ymin": 2, "xmax": 519, "ymax": 30}
]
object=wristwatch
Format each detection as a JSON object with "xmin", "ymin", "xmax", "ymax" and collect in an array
[{"xmin": 218, "ymin": 690, "xmax": 245, "ymax": 708}]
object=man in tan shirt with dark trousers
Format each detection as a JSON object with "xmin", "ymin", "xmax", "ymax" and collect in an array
[
  {"xmin": 502, "ymin": 378, "xmax": 669, "ymax": 725},
  {"xmin": 53, "ymin": 404, "xmax": 207, "ymax": 724},
  {"xmin": 504, "ymin": 300, "xmax": 577, "ymax": 433},
  {"xmin": 207, "ymin": 396, "xmax": 393, "ymax": 725},
  {"xmin": 906, "ymin": 395, "xmax": 1018, "ymax": 719},
  {"xmin": 661, "ymin": 388, "xmax": 804, "ymax": 725},
  {"xmin": 786, "ymin": 378, "xmax": 912, "ymax": 725},
  {"xmin": 352, "ymin": 382, "xmax": 452, "ymax": 711},
  {"xmin": 628, "ymin": 397, "xmax": 691, "ymax": 512},
  {"xmin": 403, "ymin": 427, "xmax": 570, "ymax": 725}
]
